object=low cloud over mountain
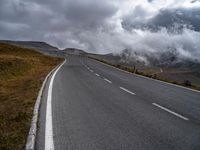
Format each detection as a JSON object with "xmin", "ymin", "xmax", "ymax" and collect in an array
[{"xmin": 122, "ymin": 7, "xmax": 200, "ymax": 32}]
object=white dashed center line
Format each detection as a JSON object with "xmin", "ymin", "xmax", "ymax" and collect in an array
[
  {"xmin": 152, "ymin": 103, "xmax": 189, "ymax": 121},
  {"xmin": 119, "ymin": 87, "xmax": 135, "ymax": 95},
  {"xmin": 95, "ymin": 73, "xmax": 100, "ymax": 77},
  {"xmin": 104, "ymin": 78, "xmax": 112, "ymax": 83}
]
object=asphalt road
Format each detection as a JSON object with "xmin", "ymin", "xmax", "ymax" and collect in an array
[{"xmin": 36, "ymin": 56, "xmax": 200, "ymax": 150}]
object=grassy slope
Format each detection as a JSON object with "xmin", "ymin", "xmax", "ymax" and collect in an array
[
  {"xmin": 89, "ymin": 56, "xmax": 200, "ymax": 91},
  {"xmin": 0, "ymin": 43, "xmax": 63, "ymax": 150},
  {"xmin": 137, "ymin": 67, "xmax": 200, "ymax": 88}
]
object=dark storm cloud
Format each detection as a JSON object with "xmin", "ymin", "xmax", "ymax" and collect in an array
[
  {"xmin": 0, "ymin": 0, "xmax": 200, "ymax": 62},
  {"xmin": 0, "ymin": 0, "xmax": 57, "ymax": 40},
  {"xmin": 0, "ymin": 0, "xmax": 118, "ymax": 48},
  {"xmin": 64, "ymin": 1, "xmax": 117, "ymax": 30}
]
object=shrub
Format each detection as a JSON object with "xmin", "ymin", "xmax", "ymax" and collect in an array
[{"xmin": 183, "ymin": 80, "xmax": 192, "ymax": 87}]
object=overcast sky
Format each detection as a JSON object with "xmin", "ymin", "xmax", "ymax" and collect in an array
[{"xmin": 0, "ymin": 0, "xmax": 200, "ymax": 60}]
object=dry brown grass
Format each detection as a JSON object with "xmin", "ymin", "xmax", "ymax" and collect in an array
[
  {"xmin": 0, "ymin": 43, "xmax": 63, "ymax": 150},
  {"xmin": 89, "ymin": 56, "xmax": 200, "ymax": 91}
]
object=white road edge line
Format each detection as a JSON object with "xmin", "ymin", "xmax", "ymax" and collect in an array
[
  {"xmin": 45, "ymin": 60, "xmax": 66, "ymax": 150},
  {"xmin": 120, "ymin": 87, "xmax": 135, "ymax": 95},
  {"xmin": 25, "ymin": 61, "xmax": 64, "ymax": 150},
  {"xmin": 152, "ymin": 103, "xmax": 189, "ymax": 121},
  {"xmin": 95, "ymin": 73, "xmax": 100, "ymax": 77},
  {"xmin": 104, "ymin": 78, "xmax": 112, "ymax": 83},
  {"xmin": 90, "ymin": 70, "xmax": 94, "ymax": 72}
]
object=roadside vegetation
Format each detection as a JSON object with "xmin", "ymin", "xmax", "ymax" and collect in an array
[
  {"xmin": 0, "ymin": 43, "xmax": 63, "ymax": 150},
  {"xmin": 88, "ymin": 56, "xmax": 200, "ymax": 91}
]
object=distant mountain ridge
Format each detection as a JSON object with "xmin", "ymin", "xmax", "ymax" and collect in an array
[
  {"xmin": 62, "ymin": 48, "xmax": 88, "ymax": 55},
  {"xmin": 122, "ymin": 7, "xmax": 200, "ymax": 32},
  {"xmin": 124, "ymin": 49, "xmax": 199, "ymax": 68},
  {"xmin": 0, "ymin": 40, "xmax": 60, "ymax": 53},
  {"xmin": 1, "ymin": 40, "xmax": 199, "ymax": 69},
  {"xmin": 0, "ymin": 40, "xmax": 90, "ymax": 57},
  {"xmin": 94, "ymin": 49, "xmax": 200, "ymax": 69}
]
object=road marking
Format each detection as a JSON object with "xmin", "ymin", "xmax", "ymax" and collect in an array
[
  {"xmin": 90, "ymin": 70, "xmax": 94, "ymax": 72},
  {"xmin": 95, "ymin": 73, "xmax": 100, "ymax": 77},
  {"xmin": 45, "ymin": 60, "xmax": 66, "ymax": 150},
  {"xmin": 152, "ymin": 103, "xmax": 189, "ymax": 121},
  {"xmin": 120, "ymin": 87, "xmax": 135, "ymax": 95},
  {"xmin": 104, "ymin": 78, "xmax": 112, "ymax": 83}
]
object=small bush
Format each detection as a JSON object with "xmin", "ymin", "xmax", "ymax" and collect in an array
[
  {"xmin": 116, "ymin": 64, "xmax": 121, "ymax": 68},
  {"xmin": 172, "ymin": 81, "xmax": 178, "ymax": 84},
  {"xmin": 183, "ymin": 80, "xmax": 192, "ymax": 87}
]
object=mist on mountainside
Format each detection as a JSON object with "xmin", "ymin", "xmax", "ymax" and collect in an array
[{"xmin": 114, "ymin": 27, "xmax": 200, "ymax": 67}]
